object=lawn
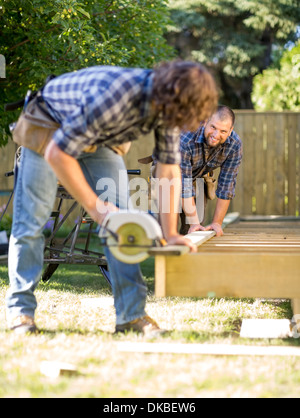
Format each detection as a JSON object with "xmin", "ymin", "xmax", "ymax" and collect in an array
[{"xmin": 0, "ymin": 257, "xmax": 300, "ymax": 398}]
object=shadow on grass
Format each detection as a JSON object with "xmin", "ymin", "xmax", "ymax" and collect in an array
[{"xmin": 0, "ymin": 257, "xmax": 155, "ymax": 295}]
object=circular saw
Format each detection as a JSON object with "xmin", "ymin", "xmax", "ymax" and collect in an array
[{"xmin": 99, "ymin": 211, "xmax": 164, "ymax": 264}]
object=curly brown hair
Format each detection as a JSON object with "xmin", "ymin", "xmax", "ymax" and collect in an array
[{"xmin": 152, "ymin": 60, "xmax": 218, "ymax": 132}]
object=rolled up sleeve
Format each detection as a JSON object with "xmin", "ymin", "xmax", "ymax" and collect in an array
[{"xmin": 152, "ymin": 126, "xmax": 181, "ymax": 165}]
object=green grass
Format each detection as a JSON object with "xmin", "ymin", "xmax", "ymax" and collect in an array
[{"xmin": 0, "ymin": 259, "xmax": 300, "ymax": 398}]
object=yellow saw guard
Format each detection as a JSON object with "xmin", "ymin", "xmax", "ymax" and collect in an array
[{"xmin": 101, "ymin": 211, "xmax": 163, "ymax": 264}]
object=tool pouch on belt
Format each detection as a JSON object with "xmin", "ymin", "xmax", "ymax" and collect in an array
[
  {"xmin": 12, "ymin": 93, "xmax": 60, "ymax": 156},
  {"xmin": 110, "ymin": 142, "xmax": 132, "ymax": 156},
  {"xmin": 203, "ymin": 172, "xmax": 217, "ymax": 200}
]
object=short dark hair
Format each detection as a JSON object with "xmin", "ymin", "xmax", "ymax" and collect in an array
[
  {"xmin": 152, "ymin": 60, "xmax": 218, "ymax": 132},
  {"xmin": 215, "ymin": 105, "xmax": 235, "ymax": 127}
]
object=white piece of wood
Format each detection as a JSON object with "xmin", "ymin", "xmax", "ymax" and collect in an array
[
  {"xmin": 40, "ymin": 361, "xmax": 78, "ymax": 378},
  {"xmin": 240, "ymin": 319, "xmax": 293, "ymax": 339},
  {"xmin": 184, "ymin": 230, "xmax": 216, "ymax": 246},
  {"xmin": 81, "ymin": 297, "xmax": 114, "ymax": 310},
  {"xmin": 222, "ymin": 212, "xmax": 240, "ymax": 227},
  {"xmin": 150, "ymin": 213, "xmax": 239, "ymax": 257},
  {"xmin": 149, "ymin": 231, "xmax": 215, "ymax": 256},
  {"xmin": 116, "ymin": 342, "xmax": 300, "ymax": 357}
]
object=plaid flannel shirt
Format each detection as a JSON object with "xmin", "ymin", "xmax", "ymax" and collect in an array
[
  {"xmin": 180, "ymin": 126, "xmax": 243, "ymax": 200},
  {"xmin": 42, "ymin": 66, "xmax": 181, "ymax": 164}
]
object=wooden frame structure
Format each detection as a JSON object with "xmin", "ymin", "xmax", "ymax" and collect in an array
[{"xmin": 155, "ymin": 216, "xmax": 300, "ymax": 318}]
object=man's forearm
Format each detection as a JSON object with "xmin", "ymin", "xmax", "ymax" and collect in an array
[
  {"xmin": 212, "ymin": 198, "xmax": 231, "ymax": 225},
  {"xmin": 182, "ymin": 196, "xmax": 200, "ymax": 225},
  {"xmin": 155, "ymin": 162, "xmax": 181, "ymax": 240}
]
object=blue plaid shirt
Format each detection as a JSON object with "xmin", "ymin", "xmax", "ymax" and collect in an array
[
  {"xmin": 42, "ymin": 66, "xmax": 181, "ymax": 164},
  {"xmin": 180, "ymin": 126, "xmax": 243, "ymax": 200}
]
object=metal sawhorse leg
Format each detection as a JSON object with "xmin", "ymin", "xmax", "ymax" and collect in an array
[
  {"xmin": 42, "ymin": 169, "xmax": 141, "ymax": 286},
  {"xmin": 42, "ymin": 185, "xmax": 111, "ymax": 285}
]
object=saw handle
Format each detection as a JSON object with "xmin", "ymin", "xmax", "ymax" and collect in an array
[
  {"xmin": 127, "ymin": 169, "xmax": 141, "ymax": 175},
  {"xmin": 159, "ymin": 238, "xmax": 168, "ymax": 247}
]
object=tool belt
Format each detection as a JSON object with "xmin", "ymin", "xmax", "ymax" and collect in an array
[
  {"xmin": 110, "ymin": 142, "xmax": 132, "ymax": 156},
  {"xmin": 8, "ymin": 87, "xmax": 131, "ymax": 157},
  {"xmin": 11, "ymin": 92, "xmax": 60, "ymax": 156}
]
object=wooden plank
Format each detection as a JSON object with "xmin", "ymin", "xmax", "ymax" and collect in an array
[
  {"xmin": 274, "ymin": 113, "xmax": 286, "ymax": 215},
  {"xmin": 116, "ymin": 342, "xmax": 300, "ymax": 357},
  {"xmin": 149, "ymin": 231, "xmax": 215, "ymax": 256},
  {"xmin": 254, "ymin": 114, "xmax": 266, "ymax": 214},
  {"xmin": 155, "ymin": 219, "xmax": 300, "ymax": 298},
  {"xmin": 265, "ymin": 114, "xmax": 277, "ymax": 214},
  {"xmin": 292, "ymin": 299, "xmax": 300, "ymax": 317},
  {"xmin": 240, "ymin": 215, "xmax": 300, "ymax": 222},
  {"xmin": 241, "ymin": 114, "xmax": 256, "ymax": 215},
  {"xmin": 291, "ymin": 299, "xmax": 300, "ymax": 335},
  {"xmin": 287, "ymin": 114, "xmax": 297, "ymax": 215},
  {"xmin": 155, "ymin": 256, "xmax": 167, "ymax": 298},
  {"xmin": 231, "ymin": 114, "xmax": 244, "ymax": 215},
  {"xmin": 0, "ymin": 141, "xmax": 16, "ymax": 191},
  {"xmin": 157, "ymin": 252, "xmax": 300, "ymax": 299},
  {"xmin": 222, "ymin": 212, "xmax": 240, "ymax": 227},
  {"xmin": 240, "ymin": 319, "xmax": 293, "ymax": 339},
  {"xmin": 150, "ymin": 213, "xmax": 238, "ymax": 257},
  {"xmin": 149, "ymin": 245, "xmax": 190, "ymax": 256}
]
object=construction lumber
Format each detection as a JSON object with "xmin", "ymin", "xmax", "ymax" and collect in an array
[
  {"xmin": 240, "ymin": 319, "xmax": 293, "ymax": 339},
  {"xmin": 292, "ymin": 299, "xmax": 300, "ymax": 317},
  {"xmin": 155, "ymin": 252, "xmax": 300, "ymax": 298},
  {"xmin": 116, "ymin": 342, "xmax": 300, "ymax": 357},
  {"xmin": 155, "ymin": 219, "xmax": 300, "ymax": 300},
  {"xmin": 148, "ymin": 231, "xmax": 215, "ymax": 256},
  {"xmin": 240, "ymin": 215, "xmax": 300, "ymax": 222},
  {"xmin": 222, "ymin": 212, "xmax": 240, "ymax": 227},
  {"xmin": 149, "ymin": 212, "xmax": 239, "ymax": 257}
]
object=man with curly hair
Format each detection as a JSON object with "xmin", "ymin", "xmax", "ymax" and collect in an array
[{"xmin": 6, "ymin": 61, "xmax": 218, "ymax": 335}]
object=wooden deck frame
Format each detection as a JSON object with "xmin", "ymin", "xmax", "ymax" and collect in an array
[{"xmin": 155, "ymin": 217, "xmax": 300, "ymax": 319}]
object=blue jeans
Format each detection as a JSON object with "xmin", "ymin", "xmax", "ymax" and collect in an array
[{"xmin": 6, "ymin": 147, "xmax": 147, "ymax": 325}]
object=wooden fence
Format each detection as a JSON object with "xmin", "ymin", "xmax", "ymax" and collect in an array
[
  {"xmin": 0, "ymin": 142, "xmax": 17, "ymax": 214},
  {"xmin": 232, "ymin": 111, "xmax": 300, "ymax": 217},
  {"xmin": 0, "ymin": 112, "xmax": 299, "ymax": 222}
]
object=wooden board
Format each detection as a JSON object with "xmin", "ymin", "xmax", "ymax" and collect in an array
[
  {"xmin": 116, "ymin": 342, "xmax": 300, "ymax": 357},
  {"xmin": 148, "ymin": 231, "xmax": 215, "ymax": 256},
  {"xmin": 155, "ymin": 219, "xmax": 300, "ymax": 316},
  {"xmin": 148, "ymin": 213, "xmax": 239, "ymax": 257}
]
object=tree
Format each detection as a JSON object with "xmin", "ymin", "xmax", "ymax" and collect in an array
[
  {"xmin": 166, "ymin": 0, "xmax": 300, "ymax": 108},
  {"xmin": 252, "ymin": 41, "xmax": 300, "ymax": 111},
  {"xmin": 0, "ymin": 0, "xmax": 174, "ymax": 146}
]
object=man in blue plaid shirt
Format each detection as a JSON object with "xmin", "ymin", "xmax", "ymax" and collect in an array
[
  {"xmin": 180, "ymin": 106, "xmax": 243, "ymax": 236},
  {"xmin": 6, "ymin": 61, "xmax": 218, "ymax": 335}
]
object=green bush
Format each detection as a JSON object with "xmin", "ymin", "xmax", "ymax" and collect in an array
[{"xmin": 0, "ymin": 0, "xmax": 174, "ymax": 146}]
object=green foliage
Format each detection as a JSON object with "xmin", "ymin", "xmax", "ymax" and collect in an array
[
  {"xmin": 0, "ymin": 204, "xmax": 12, "ymax": 236},
  {"xmin": 167, "ymin": 0, "xmax": 300, "ymax": 108},
  {"xmin": 252, "ymin": 41, "xmax": 300, "ymax": 111},
  {"xmin": 0, "ymin": 0, "xmax": 174, "ymax": 146}
]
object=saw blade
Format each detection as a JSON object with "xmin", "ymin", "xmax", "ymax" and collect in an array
[{"xmin": 108, "ymin": 222, "xmax": 153, "ymax": 264}]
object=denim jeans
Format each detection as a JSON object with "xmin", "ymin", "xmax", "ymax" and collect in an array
[{"xmin": 6, "ymin": 146, "xmax": 147, "ymax": 325}]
